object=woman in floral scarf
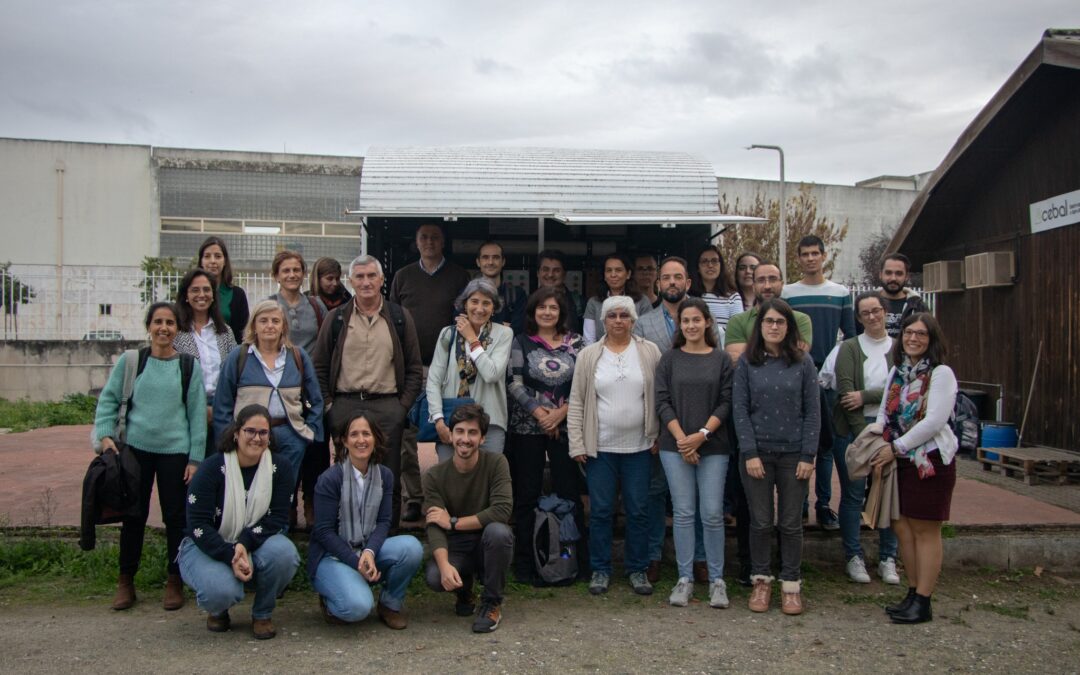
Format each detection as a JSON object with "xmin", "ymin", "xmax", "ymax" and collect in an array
[{"xmin": 871, "ymin": 312, "xmax": 958, "ymax": 625}]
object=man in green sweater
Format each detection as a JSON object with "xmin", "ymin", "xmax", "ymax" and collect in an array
[{"xmin": 422, "ymin": 403, "xmax": 513, "ymax": 633}]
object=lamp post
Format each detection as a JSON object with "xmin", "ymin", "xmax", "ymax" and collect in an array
[{"xmin": 747, "ymin": 145, "xmax": 785, "ymax": 279}]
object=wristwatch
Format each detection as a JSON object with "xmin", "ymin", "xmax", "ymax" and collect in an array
[
  {"xmin": 449, "ymin": 516, "xmax": 459, "ymax": 531},
  {"xmin": 699, "ymin": 428, "xmax": 711, "ymax": 440}
]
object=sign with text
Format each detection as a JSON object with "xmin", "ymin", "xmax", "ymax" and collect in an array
[{"xmin": 1030, "ymin": 188, "xmax": 1080, "ymax": 234}]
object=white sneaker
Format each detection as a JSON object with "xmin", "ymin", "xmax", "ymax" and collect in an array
[
  {"xmin": 846, "ymin": 556, "xmax": 871, "ymax": 583},
  {"xmin": 709, "ymin": 578, "xmax": 729, "ymax": 608},
  {"xmin": 878, "ymin": 558, "xmax": 901, "ymax": 585},
  {"xmin": 668, "ymin": 576, "xmax": 693, "ymax": 607}
]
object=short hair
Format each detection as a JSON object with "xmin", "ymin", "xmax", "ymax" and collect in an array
[
  {"xmin": 198, "ymin": 236, "xmax": 235, "ymax": 287},
  {"xmin": 600, "ymin": 295, "xmax": 638, "ymax": 323},
  {"xmin": 797, "ymin": 235, "xmax": 825, "ymax": 254},
  {"xmin": 309, "ymin": 257, "xmax": 344, "ymax": 299},
  {"xmin": 634, "ymin": 252, "xmax": 657, "ymax": 263},
  {"xmin": 890, "ymin": 312, "xmax": 949, "ymax": 368},
  {"xmin": 524, "ymin": 286, "xmax": 570, "ymax": 336},
  {"xmin": 144, "ymin": 301, "xmax": 180, "ymax": 330},
  {"xmin": 219, "ymin": 405, "xmax": 278, "ymax": 454},
  {"xmin": 333, "ymin": 412, "xmax": 387, "ymax": 465},
  {"xmin": 747, "ymin": 299, "xmax": 804, "ymax": 366},
  {"xmin": 449, "ymin": 403, "xmax": 490, "ymax": 436},
  {"xmin": 690, "ymin": 244, "xmax": 736, "ymax": 296},
  {"xmin": 243, "ymin": 299, "xmax": 292, "ymax": 348},
  {"xmin": 753, "ymin": 260, "xmax": 784, "ymax": 282},
  {"xmin": 658, "ymin": 256, "xmax": 689, "ymax": 276},
  {"xmin": 537, "ymin": 249, "xmax": 568, "ymax": 269},
  {"xmin": 415, "ymin": 222, "xmax": 445, "ymax": 240},
  {"xmin": 175, "ymin": 268, "xmax": 227, "ymax": 334},
  {"xmin": 454, "ymin": 277, "xmax": 503, "ymax": 313},
  {"xmin": 347, "ymin": 254, "xmax": 384, "ymax": 278},
  {"xmin": 880, "ymin": 252, "xmax": 911, "ymax": 273},
  {"xmin": 271, "ymin": 250, "xmax": 306, "ymax": 277},
  {"xmin": 477, "ymin": 240, "xmax": 504, "ymax": 257},
  {"xmin": 671, "ymin": 297, "xmax": 718, "ymax": 350}
]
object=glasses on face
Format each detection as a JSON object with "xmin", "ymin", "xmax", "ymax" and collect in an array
[
  {"xmin": 736, "ymin": 264, "xmax": 757, "ymax": 272},
  {"xmin": 605, "ymin": 312, "xmax": 632, "ymax": 321},
  {"xmin": 859, "ymin": 307, "xmax": 884, "ymax": 318},
  {"xmin": 241, "ymin": 427, "xmax": 270, "ymax": 440},
  {"xmin": 903, "ymin": 328, "xmax": 930, "ymax": 339},
  {"xmin": 636, "ymin": 266, "xmax": 656, "ymax": 273},
  {"xmin": 762, "ymin": 317, "xmax": 787, "ymax": 327},
  {"xmin": 699, "ymin": 258, "xmax": 721, "ymax": 266}
]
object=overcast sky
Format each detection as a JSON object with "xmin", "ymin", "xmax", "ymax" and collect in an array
[{"xmin": 0, "ymin": 1, "xmax": 1073, "ymax": 185}]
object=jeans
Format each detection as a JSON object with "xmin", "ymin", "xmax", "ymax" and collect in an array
[
  {"xmin": 178, "ymin": 534, "xmax": 300, "ymax": 619},
  {"xmin": 585, "ymin": 449, "xmax": 651, "ymax": 575},
  {"xmin": 740, "ymin": 451, "xmax": 809, "ymax": 582},
  {"xmin": 659, "ymin": 451, "xmax": 729, "ymax": 581},
  {"xmin": 312, "ymin": 535, "xmax": 423, "ymax": 619},
  {"xmin": 647, "ymin": 455, "xmax": 706, "ymax": 563},
  {"xmin": 832, "ymin": 427, "xmax": 898, "ymax": 561},
  {"xmin": 425, "ymin": 523, "xmax": 514, "ymax": 604},
  {"xmin": 435, "ymin": 426, "xmax": 506, "ymax": 462},
  {"xmin": 120, "ymin": 448, "xmax": 188, "ymax": 576},
  {"xmin": 329, "ymin": 394, "xmax": 409, "ymax": 527},
  {"xmin": 272, "ymin": 425, "xmax": 308, "ymax": 491}
]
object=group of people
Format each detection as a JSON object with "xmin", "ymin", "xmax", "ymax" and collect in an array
[{"xmin": 90, "ymin": 225, "xmax": 955, "ymax": 639}]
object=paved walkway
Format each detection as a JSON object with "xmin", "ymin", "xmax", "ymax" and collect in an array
[{"xmin": 2, "ymin": 425, "xmax": 1079, "ymax": 529}]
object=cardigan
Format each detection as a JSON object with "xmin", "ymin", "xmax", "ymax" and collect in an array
[
  {"xmin": 832, "ymin": 335, "xmax": 890, "ymax": 437},
  {"xmin": 307, "ymin": 462, "xmax": 394, "ymax": 579},
  {"xmin": 874, "ymin": 363, "xmax": 959, "ymax": 464},
  {"xmin": 220, "ymin": 284, "xmax": 250, "ymax": 344},
  {"xmin": 174, "ymin": 324, "xmax": 238, "ymax": 397},
  {"xmin": 567, "ymin": 334, "xmax": 661, "ymax": 459},
  {"xmin": 426, "ymin": 323, "xmax": 513, "ymax": 430}
]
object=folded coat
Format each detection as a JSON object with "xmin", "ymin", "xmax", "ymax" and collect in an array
[{"xmin": 845, "ymin": 423, "xmax": 898, "ymax": 529}]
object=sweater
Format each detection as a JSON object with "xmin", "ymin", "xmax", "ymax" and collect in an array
[
  {"xmin": 732, "ymin": 354, "xmax": 820, "ymax": 462},
  {"xmin": 307, "ymin": 463, "xmax": 394, "ymax": 579},
  {"xmin": 185, "ymin": 451, "xmax": 293, "ymax": 562},
  {"xmin": 426, "ymin": 323, "xmax": 514, "ymax": 430},
  {"xmin": 93, "ymin": 352, "xmax": 207, "ymax": 462},
  {"xmin": 219, "ymin": 284, "xmax": 250, "ymax": 344},
  {"xmin": 725, "ymin": 306, "xmax": 814, "ymax": 349},
  {"xmin": 507, "ymin": 332, "xmax": 583, "ymax": 435},
  {"xmin": 781, "ymin": 279, "xmax": 856, "ymax": 365},
  {"xmin": 832, "ymin": 334, "xmax": 891, "ymax": 437},
  {"xmin": 389, "ymin": 260, "xmax": 472, "ymax": 364},
  {"xmin": 269, "ymin": 292, "xmax": 326, "ymax": 355},
  {"xmin": 422, "ymin": 451, "xmax": 513, "ymax": 552},
  {"xmin": 655, "ymin": 348, "xmax": 734, "ymax": 456},
  {"xmin": 874, "ymin": 364, "xmax": 959, "ymax": 464}
]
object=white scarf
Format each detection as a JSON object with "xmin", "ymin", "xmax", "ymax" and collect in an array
[{"xmin": 219, "ymin": 450, "xmax": 274, "ymax": 543}]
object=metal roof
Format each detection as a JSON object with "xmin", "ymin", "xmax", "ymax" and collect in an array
[{"xmin": 353, "ymin": 145, "xmax": 760, "ymax": 224}]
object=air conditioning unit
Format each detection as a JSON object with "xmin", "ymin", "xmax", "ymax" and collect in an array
[
  {"xmin": 964, "ymin": 251, "xmax": 1015, "ymax": 288},
  {"xmin": 923, "ymin": 260, "xmax": 964, "ymax": 293}
]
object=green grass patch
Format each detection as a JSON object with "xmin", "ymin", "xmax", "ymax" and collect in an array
[
  {"xmin": 0, "ymin": 394, "xmax": 98, "ymax": 432},
  {"xmin": 976, "ymin": 602, "xmax": 1030, "ymax": 620}
]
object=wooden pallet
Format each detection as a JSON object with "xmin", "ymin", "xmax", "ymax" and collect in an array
[{"xmin": 977, "ymin": 445, "xmax": 1080, "ymax": 485}]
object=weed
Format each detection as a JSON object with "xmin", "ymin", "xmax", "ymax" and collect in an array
[
  {"xmin": 941, "ymin": 522, "xmax": 956, "ymax": 539},
  {"xmin": 26, "ymin": 488, "xmax": 58, "ymax": 528},
  {"xmin": 0, "ymin": 394, "xmax": 98, "ymax": 433}
]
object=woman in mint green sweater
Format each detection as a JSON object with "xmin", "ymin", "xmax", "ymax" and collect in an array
[{"xmin": 94, "ymin": 302, "xmax": 206, "ymax": 612}]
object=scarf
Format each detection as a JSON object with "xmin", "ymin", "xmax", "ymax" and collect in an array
[
  {"xmin": 338, "ymin": 460, "xmax": 383, "ymax": 551},
  {"xmin": 219, "ymin": 450, "xmax": 274, "ymax": 543},
  {"xmin": 882, "ymin": 356, "xmax": 936, "ymax": 478},
  {"xmin": 455, "ymin": 322, "xmax": 493, "ymax": 397}
]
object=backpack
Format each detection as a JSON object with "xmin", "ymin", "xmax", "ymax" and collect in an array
[
  {"xmin": 533, "ymin": 509, "xmax": 579, "ymax": 586},
  {"xmin": 951, "ymin": 391, "xmax": 980, "ymax": 453}
]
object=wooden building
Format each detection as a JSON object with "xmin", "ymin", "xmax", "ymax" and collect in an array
[{"xmin": 889, "ymin": 29, "xmax": 1080, "ymax": 449}]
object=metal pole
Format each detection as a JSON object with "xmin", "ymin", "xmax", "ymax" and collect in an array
[
  {"xmin": 748, "ymin": 145, "xmax": 786, "ymax": 279},
  {"xmin": 55, "ymin": 160, "xmax": 65, "ymax": 338},
  {"xmin": 537, "ymin": 217, "xmax": 545, "ymax": 253}
]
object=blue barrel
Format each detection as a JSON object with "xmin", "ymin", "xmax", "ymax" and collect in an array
[{"xmin": 981, "ymin": 422, "xmax": 1018, "ymax": 461}]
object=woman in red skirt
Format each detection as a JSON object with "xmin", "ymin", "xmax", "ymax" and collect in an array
[{"xmin": 871, "ymin": 312, "xmax": 957, "ymax": 624}]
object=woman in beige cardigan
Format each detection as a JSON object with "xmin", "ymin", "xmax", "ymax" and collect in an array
[{"xmin": 568, "ymin": 296, "xmax": 661, "ymax": 597}]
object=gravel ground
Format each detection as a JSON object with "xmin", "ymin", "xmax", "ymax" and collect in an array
[{"xmin": 3, "ymin": 568, "xmax": 1079, "ymax": 674}]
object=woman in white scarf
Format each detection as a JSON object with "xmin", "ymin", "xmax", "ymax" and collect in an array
[
  {"xmin": 308, "ymin": 413, "xmax": 423, "ymax": 629},
  {"xmin": 178, "ymin": 405, "xmax": 300, "ymax": 640}
]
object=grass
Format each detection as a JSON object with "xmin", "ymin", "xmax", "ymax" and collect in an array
[{"xmin": 0, "ymin": 394, "xmax": 98, "ymax": 433}]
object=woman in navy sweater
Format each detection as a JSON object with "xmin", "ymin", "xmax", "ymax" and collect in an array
[
  {"xmin": 309, "ymin": 413, "xmax": 423, "ymax": 628},
  {"xmin": 178, "ymin": 405, "xmax": 300, "ymax": 639}
]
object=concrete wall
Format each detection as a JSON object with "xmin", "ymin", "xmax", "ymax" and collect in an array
[
  {"xmin": 0, "ymin": 138, "xmax": 156, "ymax": 267},
  {"xmin": 0, "ymin": 340, "xmax": 141, "ymax": 401}
]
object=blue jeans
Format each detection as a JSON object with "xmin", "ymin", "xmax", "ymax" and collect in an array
[
  {"xmin": 648, "ymin": 455, "xmax": 706, "ymax": 563},
  {"xmin": 586, "ymin": 450, "xmax": 651, "ymax": 575},
  {"xmin": 660, "ymin": 451, "xmax": 728, "ymax": 581},
  {"xmin": 272, "ymin": 425, "xmax": 308, "ymax": 490},
  {"xmin": 178, "ymin": 534, "xmax": 299, "ymax": 620},
  {"xmin": 833, "ymin": 428, "xmax": 898, "ymax": 561},
  {"xmin": 312, "ymin": 535, "xmax": 423, "ymax": 619},
  {"xmin": 435, "ymin": 426, "xmax": 505, "ymax": 463}
]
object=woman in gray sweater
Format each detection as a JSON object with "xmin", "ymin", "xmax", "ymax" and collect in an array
[{"xmin": 732, "ymin": 298, "xmax": 819, "ymax": 616}]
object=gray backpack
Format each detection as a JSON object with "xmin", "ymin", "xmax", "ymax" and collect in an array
[{"xmin": 532, "ymin": 509, "xmax": 578, "ymax": 586}]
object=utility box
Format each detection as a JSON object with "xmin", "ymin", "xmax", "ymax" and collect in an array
[
  {"xmin": 964, "ymin": 251, "xmax": 1015, "ymax": 288},
  {"xmin": 923, "ymin": 260, "xmax": 964, "ymax": 293}
]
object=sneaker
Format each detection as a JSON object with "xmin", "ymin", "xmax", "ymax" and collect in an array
[
  {"xmin": 846, "ymin": 556, "xmax": 871, "ymax": 583},
  {"xmin": 668, "ymin": 577, "xmax": 693, "ymax": 607},
  {"xmin": 588, "ymin": 572, "xmax": 610, "ymax": 595},
  {"xmin": 455, "ymin": 588, "xmax": 476, "ymax": 616},
  {"xmin": 817, "ymin": 508, "xmax": 840, "ymax": 531},
  {"xmin": 629, "ymin": 571, "xmax": 653, "ymax": 596},
  {"xmin": 472, "ymin": 601, "xmax": 502, "ymax": 633},
  {"xmin": 878, "ymin": 558, "xmax": 901, "ymax": 585},
  {"xmin": 709, "ymin": 578, "xmax": 730, "ymax": 609}
]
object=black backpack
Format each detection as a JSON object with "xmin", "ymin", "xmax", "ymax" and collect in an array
[
  {"xmin": 952, "ymin": 391, "xmax": 980, "ymax": 453},
  {"xmin": 533, "ymin": 509, "xmax": 579, "ymax": 586},
  {"xmin": 328, "ymin": 301, "xmax": 407, "ymax": 352}
]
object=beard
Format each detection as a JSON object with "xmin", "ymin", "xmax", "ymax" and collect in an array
[
  {"xmin": 883, "ymin": 280, "xmax": 904, "ymax": 293},
  {"xmin": 661, "ymin": 286, "xmax": 687, "ymax": 303}
]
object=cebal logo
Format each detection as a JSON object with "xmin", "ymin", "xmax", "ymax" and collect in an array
[
  {"xmin": 1040, "ymin": 199, "xmax": 1070, "ymax": 222},
  {"xmin": 1030, "ymin": 188, "xmax": 1080, "ymax": 234}
]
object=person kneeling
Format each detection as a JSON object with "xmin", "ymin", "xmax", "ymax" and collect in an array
[
  {"xmin": 422, "ymin": 404, "xmax": 513, "ymax": 633},
  {"xmin": 309, "ymin": 413, "xmax": 423, "ymax": 628},
  {"xmin": 179, "ymin": 405, "xmax": 300, "ymax": 639}
]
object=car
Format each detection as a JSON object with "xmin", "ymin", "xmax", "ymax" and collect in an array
[{"xmin": 82, "ymin": 330, "xmax": 125, "ymax": 341}]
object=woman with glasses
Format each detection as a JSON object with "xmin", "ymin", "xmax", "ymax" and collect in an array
[
  {"xmin": 733, "ymin": 252, "xmax": 762, "ymax": 309},
  {"xmin": 179, "ymin": 404, "xmax": 300, "ymax": 639},
  {"xmin": 832, "ymin": 292, "xmax": 899, "ymax": 585},
  {"xmin": 582, "ymin": 253, "xmax": 653, "ymax": 344},
  {"xmin": 568, "ymin": 296, "xmax": 661, "ymax": 597},
  {"xmin": 872, "ymin": 313, "xmax": 958, "ymax": 624},
  {"xmin": 690, "ymin": 245, "xmax": 743, "ymax": 344}
]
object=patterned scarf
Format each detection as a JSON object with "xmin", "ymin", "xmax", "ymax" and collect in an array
[
  {"xmin": 882, "ymin": 356, "xmax": 936, "ymax": 478},
  {"xmin": 455, "ymin": 322, "xmax": 493, "ymax": 397}
]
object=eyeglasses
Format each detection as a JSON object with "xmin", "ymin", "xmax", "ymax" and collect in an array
[
  {"xmin": 699, "ymin": 258, "xmax": 721, "ymax": 266},
  {"xmin": 859, "ymin": 307, "xmax": 884, "ymax": 318},
  {"xmin": 605, "ymin": 312, "xmax": 633, "ymax": 321},
  {"xmin": 736, "ymin": 264, "xmax": 757, "ymax": 272},
  {"xmin": 762, "ymin": 317, "xmax": 787, "ymax": 327},
  {"xmin": 902, "ymin": 328, "xmax": 930, "ymax": 339},
  {"xmin": 636, "ymin": 266, "xmax": 656, "ymax": 273},
  {"xmin": 241, "ymin": 427, "xmax": 271, "ymax": 440}
]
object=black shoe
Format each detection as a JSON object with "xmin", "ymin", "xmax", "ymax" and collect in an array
[
  {"xmin": 886, "ymin": 587, "xmax": 917, "ymax": 616},
  {"xmin": 403, "ymin": 502, "xmax": 422, "ymax": 523},
  {"xmin": 472, "ymin": 601, "xmax": 502, "ymax": 633},
  {"xmin": 890, "ymin": 593, "xmax": 933, "ymax": 624},
  {"xmin": 455, "ymin": 588, "xmax": 476, "ymax": 617}
]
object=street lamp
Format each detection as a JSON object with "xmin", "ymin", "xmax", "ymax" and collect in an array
[{"xmin": 747, "ymin": 145, "xmax": 786, "ymax": 280}]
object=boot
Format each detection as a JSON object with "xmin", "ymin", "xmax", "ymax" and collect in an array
[
  {"xmin": 890, "ymin": 593, "xmax": 933, "ymax": 624},
  {"xmin": 112, "ymin": 573, "xmax": 136, "ymax": 611},
  {"xmin": 886, "ymin": 587, "xmax": 917, "ymax": 616},
  {"xmin": 163, "ymin": 573, "xmax": 185, "ymax": 610},
  {"xmin": 303, "ymin": 499, "xmax": 316, "ymax": 531}
]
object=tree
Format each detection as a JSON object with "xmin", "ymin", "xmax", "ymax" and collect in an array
[
  {"xmin": 716, "ymin": 183, "xmax": 848, "ymax": 280},
  {"xmin": 857, "ymin": 229, "xmax": 893, "ymax": 286},
  {"xmin": 137, "ymin": 256, "xmax": 186, "ymax": 305},
  {"xmin": 0, "ymin": 261, "xmax": 36, "ymax": 340}
]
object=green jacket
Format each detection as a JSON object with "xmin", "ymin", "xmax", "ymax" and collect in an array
[{"xmin": 832, "ymin": 336, "xmax": 885, "ymax": 437}]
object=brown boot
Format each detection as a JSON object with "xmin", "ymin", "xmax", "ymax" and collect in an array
[
  {"xmin": 206, "ymin": 611, "xmax": 231, "ymax": 633},
  {"xmin": 252, "ymin": 617, "xmax": 277, "ymax": 640},
  {"xmin": 748, "ymin": 576, "xmax": 772, "ymax": 613},
  {"xmin": 112, "ymin": 573, "xmax": 136, "ymax": 611},
  {"xmin": 646, "ymin": 560, "xmax": 661, "ymax": 584},
  {"xmin": 377, "ymin": 602, "xmax": 408, "ymax": 630},
  {"xmin": 781, "ymin": 580, "xmax": 804, "ymax": 615},
  {"xmin": 163, "ymin": 573, "xmax": 185, "ymax": 610}
]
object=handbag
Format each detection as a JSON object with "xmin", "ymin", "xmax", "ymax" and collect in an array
[{"xmin": 408, "ymin": 326, "xmax": 475, "ymax": 442}]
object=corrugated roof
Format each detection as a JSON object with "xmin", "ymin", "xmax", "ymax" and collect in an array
[{"xmin": 354, "ymin": 145, "xmax": 754, "ymax": 223}]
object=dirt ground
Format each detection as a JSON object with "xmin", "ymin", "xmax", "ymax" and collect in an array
[{"xmin": 3, "ymin": 567, "xmax": 1078, "ymax": 674}]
